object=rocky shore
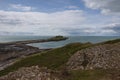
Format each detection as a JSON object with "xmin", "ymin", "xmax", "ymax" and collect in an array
[
  {"xmin": 0, "ymin": 36, "xmax": 68, "ymax": 71},
  {"xmin": 0, "ymin": 38, "xmax": 120, "ymax": 80},
  {"xmin": 0, "ymin": 44, "xmax": 45, "ymax": 71},
  {"xmin": 0, "ymin": 36, "xmax": 68, "ymax": 45}
]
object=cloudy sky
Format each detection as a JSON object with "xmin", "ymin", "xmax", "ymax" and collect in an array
[{"xmin": 0, "ymin": 0, "xmax": 120, "ymax": 36}]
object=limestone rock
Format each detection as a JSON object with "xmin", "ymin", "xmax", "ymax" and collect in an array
[
  {"xmin": 0, "ymin": 66, "xmax": 60, "ymax": 80},
  {"xmin": 67, "ymin": 42, "xmax": 120, "ymax": 70}
]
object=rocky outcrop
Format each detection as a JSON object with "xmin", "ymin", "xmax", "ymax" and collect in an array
[
  {"xmin": 0, "ymin": 44, "xmax": 39, "ymax": 61},
  {"xmin": 1, "ymin": 36, "xmax": 68, "ymax": 45},
  {"xmin": 0, "ymin": 39, "xmax": 120, "ymax": 80},
  {"xmin": 67, "ymin": 42, "xmax": 120, "ymax": 70},
  {"xmin": 0, "ymin": 66, "xmax": 60, "ymax": 80},
  {"xmin": 0, "ymin": 44, "xmax": 49, "ymax": 71},
  {"xmin": 0, "ymin": 36, "xmax": 68, "ymax": 71}
]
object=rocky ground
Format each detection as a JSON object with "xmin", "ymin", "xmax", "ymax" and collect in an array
[
  {"xmin": 67, "ymin": 42, "xmax": 120, "ymax": 70},
  {"xmin": 0, "ymin": 36, "xmax": 67, "ymax": 71},
  {"xmin": 0, "ymin": 66, "xmax": 60, "ymax": 80},
  {"xmin": 0, "ymin": 44, "xmax": 46, "ymax": 71},
  {"xmin": 0, "ymin": 39, "xmax": 120, "ymax": 80}
]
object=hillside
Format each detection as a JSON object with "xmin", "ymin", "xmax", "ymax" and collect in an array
[
  {"xmin": 0, "ymin": 36, "xmax": 68, "ymax": 71},
  {"xmin": 0, "ymin": 66, "xmax": 60, "ymax": 80},
  {"xmin": 0, "ymin": 42, "xmax": 92, "ymax": 76},
  {"xmin": 0, "ymin": 39, "xmax": 120, "ymax": 80},
  {"xmin": 67, "ymin": 42, "xmax": 120, "ymax": 70}
]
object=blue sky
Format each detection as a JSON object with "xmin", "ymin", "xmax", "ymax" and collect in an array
[{"xmin": 0, "ymin": 0, "xmax": 120, "ymax": 36}]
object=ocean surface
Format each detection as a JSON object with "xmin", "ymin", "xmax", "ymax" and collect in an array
[{"xmin": 0, "ymin": 36, "xmax": 120, "ymax": 49}]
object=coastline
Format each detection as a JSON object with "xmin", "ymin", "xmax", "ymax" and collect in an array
[
  {"xmin": 0, "ymin": 36, "xmax": 68, "ymax": 45},
  {"xmin": 0, "ymin": 36, "xmax": 68, "ymax": 71},
  {"xmin": 0, "ymin": 37, "xmax": 120, "ymax": 80}
]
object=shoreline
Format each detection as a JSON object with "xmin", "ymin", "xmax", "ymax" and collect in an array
[
  {"xmin": 0, "ymin": 36, "xmax": 68, "ymax": 45},
  {"xmin": 0, "ymin": 36, "xmax": 68, "ymax": 70}
]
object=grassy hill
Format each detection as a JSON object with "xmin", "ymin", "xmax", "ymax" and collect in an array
[
  {"xmin": 0, "ymin": 42, "xmax": 92, "ymax": 76},
  {"xmin": 0, "ymin": 38, "xmax": 120, "ymax": 80}
]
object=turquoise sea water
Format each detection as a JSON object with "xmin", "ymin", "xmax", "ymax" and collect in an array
[{"xmin": 0, "ymin": 36, "xmax": 120, "ymax": 49}]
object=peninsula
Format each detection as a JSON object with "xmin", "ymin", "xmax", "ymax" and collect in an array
[
  {"xmin": 0, "ymin": 36, "xmax": 68, "ymax": 71},
  {"xmin": 0, "ymin": 36, "xmax": 68, "ymax": 45}
]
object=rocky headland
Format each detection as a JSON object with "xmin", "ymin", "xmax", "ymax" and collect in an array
[
  {"xmin": 0, "ymin": 36, "xmax": 68, "ymax": 71},
  {"xmin": 0, "ymin": 38, "xmax": 120, "ymax": 80},
  {"xmin": 67, "ymin": 42, "xmax": 120, "ymax": 70}
]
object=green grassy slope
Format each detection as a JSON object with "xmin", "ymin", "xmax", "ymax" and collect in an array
[
  {"xmin": 0, "ymin": 42, "xmax": 92, "ymax": 76},
  {"xmin": 102, "ymin": 39, "xmax": 120, "ymax": 44},
  {"xmin": 0, "ymin": 38, "xmax": 120, "ymax": 79},
  {"xmin": 67, "ymin": 70, "xmax": 108, "ymax": 80}
]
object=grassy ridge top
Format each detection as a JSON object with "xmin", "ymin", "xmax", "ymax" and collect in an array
[{"xmin": 102, "ymin": 38, "xmax": 120, "ymax": 44}]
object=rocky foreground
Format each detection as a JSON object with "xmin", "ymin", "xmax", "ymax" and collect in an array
[
  {"xmin": 0, "ymin": 66, "xmax": 60, "ymax": 80},
  {"xmin": 0, "ymin": 44, "xmax": 41, "ymax": 71},
  {"xmin": 0, "ymin": 39, "xmax": 120, "ymax": 80},
  {"xmin": 67, "ymin": 42, "xmax": 120, "ymax": 70},
  {"xmin": 0, "ymin": 36, "xmax": 68, "ymax": 71}
]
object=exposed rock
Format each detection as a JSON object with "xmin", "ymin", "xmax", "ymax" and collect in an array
[
  {"xmin": 67, "ymin": 42, "xmax": 120, "ymax": 70},
  {"xmin": 0, "ymin": 36, "xmax": 68, "ymax": 71},
  {"xmin": 0, "ymin": 44, "xmax": 42, "ymax": 71},
  {"xmin": 0, "ymin": 66, "xmax": 60, "ymax": 80},
  {"xmin": 0, "ymin": 38, "xmax": 120, "ymax": 80},
  {"xmin": 1, "ymin": 36, "xmax": 68, "ymax": 45},
  {"xmin": 107, "ymin": 70, "xmax": 120, "ymax": 80}
]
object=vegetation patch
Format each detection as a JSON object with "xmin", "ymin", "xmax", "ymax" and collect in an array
[
  {"xmin": 1, "ymin": 38, "xmax": 120, "ymax": 78},
  {"xmin": 101, "ymin": 39, "xmax": 120, "ymax": 44},
  {"xmin": 48, "ymin": 35, "xmax": 68, "ymax": 41},
  {"xmin": 66, "ymin": 70, "xmax": 108, "ymax": 80},
  {"xmin": 0, "ymin": 42, "xmax": 92, "ymax": 76}
]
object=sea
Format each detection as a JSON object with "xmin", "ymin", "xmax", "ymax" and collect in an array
[{"xmin": 0, "ymin": 36, "xmax": 120, "ymax": 49}]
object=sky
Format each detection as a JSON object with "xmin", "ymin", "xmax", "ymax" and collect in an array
[{"xmin": 0, "ymin": 0, "xmax": 120, "ymax": 36}]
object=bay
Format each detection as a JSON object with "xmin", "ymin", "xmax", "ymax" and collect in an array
[{"xmin": 0, "ymin": 36, "xmax": 119, "ymax": 49}]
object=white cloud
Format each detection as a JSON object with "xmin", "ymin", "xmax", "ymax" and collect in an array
[
  {"xmin": 0, "ymin": 10, "xmax": 85, "ymax": 36},
  {"xmin": 83, "ymin": 0, "xmax": 120, "ymax": 36},
  {"xmin": 10, "ymin": 4, "xmax": 32, "ymax": 11},
  {"xmin": 0, "ymin": 8, "xmax": 119, "ymax": 36},
  {"xmin": 83, "ymin": 0, "xmax": 120, "ymax": 15},
  {"xmin": 67, "ymin": 6, "xmax": 79, "ymax": 9},
  {"xmin": 103, "ymin": 23, "xmax": 120, "ymax": 35}
]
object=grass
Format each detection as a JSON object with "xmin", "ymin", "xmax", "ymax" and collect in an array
[
  {"xmin": 0, "ymin": 42, "xmax": 92, "ymax": 76},
  {"xmin": 100, "ymin": 38, "xmax": 120, "ymax": 44},
  {"xmin": 66, "ymin": 69, "xmax": 120, "ymax": 80},
  {"xmin": 66, "ymin": 70, "xmax": 108, "ymax": 80},
  {"xmin": 0, "ymin": 38, "xmax": 120, "ymax": 78},
  {"xmin": 48, "ymin": 35, "xmax": 68, "ymax": 41}
]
